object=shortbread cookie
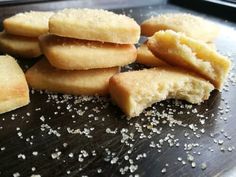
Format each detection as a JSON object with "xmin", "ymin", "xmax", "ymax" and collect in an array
[
  {"xmin": 39, "ymin": 34, "xmax": 137, "ymax": 70},
  {"xmin": 137, "ymin": 42, "xmax": 214, "ymax": 67},
  {"xmin": 137, "ymin": 43, "xmax": 168, "ymax": 67},
  {"xmin": 25, "ymin": 59, "xmax": 119, "ymax": 95},
  {"xmin": 49, "ymin": 8, "xmax": 140, "ymax": 44},
  {"xmin": 109, "ymin": 67, "xmax": 214, "ymax": 118},
  {"xmin": 0, "ymin": 55, "xmax": 29, "ymax": 114},
  {"xmin": 147, "ymin": 30, "xmax": 231, "ymax": 90},
  {"xmin": 0, "ymin": 31, "xmax": 41, "ymax": 58},
  {"xmin": 3, "ymin": 11, "xmax": 54, "ymax": 37},
  {"xmin": 141, "ymin": 13, "xmax": 219, "ymax": 42}
]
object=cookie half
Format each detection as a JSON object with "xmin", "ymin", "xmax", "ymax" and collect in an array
[
  {"xmin": 49, "ymin": 8, "xmax": 140, "ymax": 44},
  {"xmin": 109, "ymin": 67, "xmax": 214, "ymax": 118},
  {"xmin": 141, "ymin": 13, "xmax": 219, "ymax": 42},
  {"xmin": 0, "ymin": 55, "xmax": 30, "ymax": 114},
  {"xmin": 39, "ymin": 34, "xmax": 137, "ymax": 70},
  {"xmin": 136, "ymin": 43, "xmax": 168, "ymax": 67},
  {"xmin": 25, "ymin": 59, "xmax": 120, "ymax": 96},
  {"xmin": 147, "ymin": 30, "xmax": 231, "ymax": 90},
  {"xmin": 3, "ymin": 11, "xmax": 54, "ymax": 37}
]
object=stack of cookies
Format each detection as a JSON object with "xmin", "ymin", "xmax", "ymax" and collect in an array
[
  {"xmin": 26, "ymin": 8, "xmax": 140, "ymax": 96},
  {"xmin": 0, "ymin": 11, "xmax": 53, "ymax": 58}
]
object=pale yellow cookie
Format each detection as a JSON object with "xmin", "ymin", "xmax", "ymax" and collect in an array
[
  {"xmin": 147, "ymin": 30, "xmax": 231, "ymax": 90},
  {"xmin": 109, "ymin": 67, "xmax": 214, "ymax": 118},
  {"xmin": 136, "ymin": 43, "xmax": 168, "ymax": 67},
  {"xmin": 0, "ymin": 32, "xmax": 41, "ymax": 58},
  {"xmin": 141, "ymin": 13, "xmax": 219, "ymax": 42},
  {"xmin": 3, "ymin": 11, "xmax": 54, "ymax": 37},
  {"xmin": 39, "ymin": 34, "xmax": 137, "ymax": 70},
  {"xmin": 25, "ymin": 59, "xmax": 119, "ymax": 96},
  {"xmin": 0, "ymin": 55, "xmax": 30, "ymax": 114},
  {"xmin": 49, "ymin": 8, "xmax": 140, "ymax": 44}
]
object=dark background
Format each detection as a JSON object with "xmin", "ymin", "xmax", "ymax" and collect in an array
[{"xmin": 0, "ymin": 0, "xmax": 236, "ymax": 177}]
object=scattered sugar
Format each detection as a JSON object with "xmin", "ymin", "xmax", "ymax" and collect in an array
[
  {"xmin": 30, "ymin": 175, "xmax": 41, "ymax": 177},
  {"xmin": 0, "ymin": 10, "xmax": 235, "ymax": 177},
  {"xmin": 97, "ymin": 168, "xmax": 102, "ymax": 173},
  {"xmin": 13, "ymin": 172, "xmax": 20, "ymax": 177},
  {"xmin": 201, "ymin": 163, "xmax": 207, "ymax": 170},
  {"xmin": 191, "ymin": 162, "xmax": 196, "ymax": 168},
  {"xmin": 68, "ymin": 153, "xmax": 74, "ymax": 158},
  {"xmin": 17, "ymin": 154, "xmax": 26, "ymax": 160},
  {"xmin": 41, "ymin": 124, "xmax": 61, "ymax": 137},
  {"xmin": 106, "ymin": 128, "xmax": 118, "ymax": 134},
  {"xmin": 32, "ymin": 151, "xmax": 38, "ymax": 156},
  {"xmin": 51, "ymin": 151, "xmax": 62, "ymax": 159},
  {"xmin": 161, "ymin": 168, "xmax": 166, "ymax": 174}
]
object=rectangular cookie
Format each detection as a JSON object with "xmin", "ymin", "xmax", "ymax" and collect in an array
[
  {"xmin": 141, "ymin": 13, "xmax": 219, "ymax": 42},
  {"xmin": 39, "ymin": 34, "xmax": 136, "ymax": 70},
  {"xmin": 0, "ymin": 55, "xmax": 30, "ymax": 114},
  {"xmin": 25, "ymin": 59, "xmax": 120, "ymax": 96},
  {"xmin": 0, "ymin": 31, "xmax": 41, "ymax": 58},
  {"xmin": 109, "ymin": 67, "xmax": 214, "ymax": 118},
  {"xmin": 49, "ymin": 8, "xmax": 140, "ymax": 44},
  {"xmin": 3, "ymin": 11, "xmax": 54, "ymax": 37}
]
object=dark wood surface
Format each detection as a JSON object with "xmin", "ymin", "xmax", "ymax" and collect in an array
[
  {"xmin": 0, "ymin": 1, "xmax": 236, "ymax": 177},
  {"xmin": 169, "ymin": 0, "xmax": 236, "ymax": 22}
]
